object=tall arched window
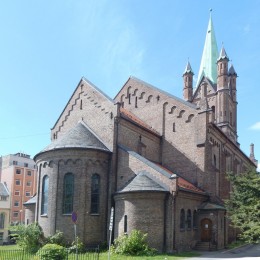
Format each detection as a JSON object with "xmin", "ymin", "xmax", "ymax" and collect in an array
[
  {"xmin": 0, "ymin": 213, "xmax": 5, "ymax": 228},
  {"xmin": 187, "ymin": 209, "xmax": 192, "ymax": 229},
  {"xmin": 41, "ymin": 175, "xmax": 49, "ymax": 215},
  {"xmin": 180, "ymin": 209, "xmax": 185, "ymax": 230},
  {"xmin": 91, "ymin": 174, "xmax": 100, "ymax": 214},
  {"xmin": 63, "ymin": 173, "xmax": 74, "ymax": 214},
  {"xmin": 193, "ymin": 210, "xmax": 198, "ymax": 229}
]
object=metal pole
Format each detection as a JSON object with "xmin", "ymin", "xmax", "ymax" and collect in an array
[{"xmin": 74, "ymin": 224, "xmax": 78, "ymax": 260}]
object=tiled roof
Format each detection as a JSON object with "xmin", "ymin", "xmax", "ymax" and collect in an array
[
  {"xmin": 39, "ymin": 121, "xmax": 110, "ymax": 154},
  {"xmin": 120, "ymin": 107, "xmax": 160, "ymax": 136},
  {"xmin": 24, "ymin": 195, "xmax": 37, "ymax": 205},
  {"xmin": 119, "ymin": 171, "xmax": 167, "ymax": 193},
  {"xmin": 155, "ymin": 164, "xmax": 205, "ymax": 194},
  {"xmin": 198, "ymin": 201, "xmax": 225, "ymax": 210},
  {"xmin": 0, "ymin": 182, "xmax": 9, "ymax": 196}
]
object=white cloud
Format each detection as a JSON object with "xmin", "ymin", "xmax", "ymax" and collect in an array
[{"xmin": 249, "ymin": 122, "xmax": 260, "ymax": 130}]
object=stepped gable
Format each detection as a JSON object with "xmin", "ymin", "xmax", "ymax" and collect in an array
[
  {"xmin": 155, "ymin": 164, "xmax": 205, "ymax": 194},
  {"xmin": 39, "ymin": 121, "xmax": 110, "ymax": 154},
  {"xmin": 120, "ymin": 107, "xmax": 160, "ymax": 136},
  {"xmin": 118, "ymin": 171, "xmax": 167, "ymax": 193}
]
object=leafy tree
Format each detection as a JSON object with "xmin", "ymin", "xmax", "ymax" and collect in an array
[
  {"xmin": 225, "ymin": 168, "xmax": 260, "ymax": 243},
  {"xmin": 9, "ymin": 222, "xmax": 45, "ymax": 253}
]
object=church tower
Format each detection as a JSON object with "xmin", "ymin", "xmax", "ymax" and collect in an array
[
  {"xmin": 216, "ymin": 47, "xmax": 238, "ymax": 143},
  {"xmin": 183, "ymin": 61, "xmax": 194, "ymax": 102}
]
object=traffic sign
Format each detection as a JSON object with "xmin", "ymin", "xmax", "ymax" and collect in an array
[{"xmin": 71, "ymin": 211, "xmax": 78, "ymax": 224}]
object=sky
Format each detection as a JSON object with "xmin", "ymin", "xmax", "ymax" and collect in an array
[{"xmin": 0, "ymin": 0, "xmax": 259, "ymax": 169}]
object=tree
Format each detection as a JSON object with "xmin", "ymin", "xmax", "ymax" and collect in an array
[
  {"xmin": 225, "ymin": 168, "xmax": 260, "ymax": 243},
  {"xmin": 9, "ymin": 223, "xmax": 45, "ymax": 253}
]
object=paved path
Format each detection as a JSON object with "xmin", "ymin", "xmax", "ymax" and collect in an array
[{"xmin": 189, "ymin": 243, "xmax": 260, "ymax": 260}]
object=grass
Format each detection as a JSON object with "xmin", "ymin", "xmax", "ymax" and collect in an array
[
  {"xmin": 99, "ymin": 252, "xmax": 200, "ymax": 260},
  {"xmin": 227, "ymin": 240, "xmax": 247, "ymax": 249},
  {"xmin": 0, "ymin": 245, "xmax": 200, "ymax": 260}
]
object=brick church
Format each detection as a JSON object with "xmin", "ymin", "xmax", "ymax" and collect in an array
[{"xmin": 28, "ymin": 13, "xmax": 257, "ymax": 252}]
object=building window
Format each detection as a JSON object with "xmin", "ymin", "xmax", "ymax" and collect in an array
[
  {"xmin": 187, "ymin": 209, "xmax": 192, "ymax": 229},
  {"xmin": 13, "ymin": 161, "xmax": 18, "ymax": 165},
  {"xmin": 173, "ymin": 122, "xmax": 176, "ymax": 132},
  {"xmin": 16, "ymin": 169, "xmax": 21, "ymax": 174},
  {"xmin": 25, "ymin": 191, "xmax": 31, "ymax": 197},
  {"xmin": 180, "ymin": 209, "xmax": 185, "ymax": 230},
  {"xmin": 63, "ymin": 173, "xmax": 74, "ymax": 214},
  {"xmin": 14, "ymin": 201, "xmax": 19, "ymax": 207},
  {"xmin": 15, "ymin": 179, "xmax": 21, "ymax": 185},
  {"xmin": 24, "ymin": 163, "xmax": 28, "ymax": 167},
  {"xmin": 41, "ymin": 175, "xmax": 49, "ymax": 215},
  {"xmin": 27, "ymin": 171, "xmax": 32, "ymax": 176},
  {"xmin": 13, "ymin": 211, "xmax": 19, "ymax": 218},
  {"xmin": 14, "ymin": 190, "xmax": 20, "ymax": 196},
  {"xmin": 26, "ymin": 181, "xmax": 32, "ymax": 187},
  {"xmin": 193, "ymin": 210, "xmax": 198, "ymax": 229},
  {"xmin": 91, "ymin": 174, "xmax": 100, "ymax": 214},
  {"xmin": 0, "ymin": 196, "xmax": 7, "ymax": 201},
  {"xmin": 124, "ymin": 215, "xmax": 127, "ymax": 233},
  {"xmin": 0, "ymin": 213, "xmax": 5, "ymax": 229}
]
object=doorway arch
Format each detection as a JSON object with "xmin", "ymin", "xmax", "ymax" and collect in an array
[{"xmin": 201, "ymin": 218, "xmax": 212, "ymax": 242}]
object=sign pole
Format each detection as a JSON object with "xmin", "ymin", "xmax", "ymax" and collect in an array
[
  {"xmin": 71, "ymin": 212, "xmax": 78, "ymax": 260},
  {"xmin": 108, "ymin": 207, "xmax": 114, "ymax": 260}
]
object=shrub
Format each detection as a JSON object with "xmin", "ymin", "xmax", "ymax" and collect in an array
[
  {"xmin": 9, "ymin": 223, "xmax": 44, "ymax": 253},
  {"xmin": 37, "ymin": 243, "xmax": 67, "ymax": 260},
  {"xmin": 46, "ymin": 231, "xmax": 67, "ymax": 246},
  {"xmin": 68, "ymin": 236, "xmax": 85, "ymax": 253},
  {"xmin": 112, "ymin": 229, "xmax": 157, "ymax": 256}
]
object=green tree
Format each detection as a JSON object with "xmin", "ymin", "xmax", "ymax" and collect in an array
[
  {"xmin": 9, "ymin": 223, "xmax": 45, "ymax": 253},
  {"xmin": 225, "ymin": 168, "xmax": 260, "ymax": 243}
]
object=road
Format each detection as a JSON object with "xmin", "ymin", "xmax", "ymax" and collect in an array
[{"xmin": 190, "ymin": 244, "xmax": 260, "ymax": 259}]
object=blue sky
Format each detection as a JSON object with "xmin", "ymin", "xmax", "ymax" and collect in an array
[{"xmin": 0, "ymin": 0, "xmax": 259, "ymax": 169}]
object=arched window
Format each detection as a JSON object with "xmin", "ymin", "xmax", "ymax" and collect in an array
[
  {"xmin": 91, "ymin": 174, "xmax": 100, "ymax": 214},
  {"xmin": 63, "ymin": 173, "xmax": 74, "ymax": 214},
  {"xmin": 187, "ymin": 209, "xmax": 192, "ymax": 229},
  {"xmin": 193, "ymin": 210, "xmax": 198, "ymax": 229},
  {"xmin": 180, "ymin": 209, "xmax": 185, "ymax": 230},
  {"xmin": 41, "ymin": 175, "xmax": 49, "ymax": 215},
  {"xmin": 0, "ymin": 213, "xmax": 5, "ymax": 229}
]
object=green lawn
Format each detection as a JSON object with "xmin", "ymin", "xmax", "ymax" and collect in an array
[
  {"xmin": 0, "ymin": 245, "xmax": 200, "ymax": 260},
  {"xmin": 99, "ymin": 252, "xmax": 200, "ymax": 260}
]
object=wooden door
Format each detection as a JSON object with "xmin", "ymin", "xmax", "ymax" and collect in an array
[{"xmin": 201, "ymin": 218, "xmax": 212, "ymax": 242}]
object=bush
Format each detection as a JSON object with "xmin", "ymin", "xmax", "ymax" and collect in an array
[
  {"xmin": 68, "ymin": 236, "xmax": 85, "ymax": 253},
  {"xmin": 37, "ymin": 243, "xmax": 67, "ymax": 260},
  {"xmin": 46, "ymin": 231, "xmax": 67, "ymax": 246},
  {"xmin": 112, "ymin": 229, "xmax": 157, "ymax": 256},
  {"xmin": 9, "ymin": 223, "xmax": 44, "ymax": 253}
]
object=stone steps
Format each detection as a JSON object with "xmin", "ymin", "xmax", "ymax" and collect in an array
[{"xmin": 194, "ymin": 241, "xmax": 217, "ymax": 251}]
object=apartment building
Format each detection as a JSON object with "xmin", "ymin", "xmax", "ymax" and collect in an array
[
  {"xmin": 0, "ymin": 182, "xmax": 10, "ymax": 244},
  {"xmin": 0, "ymin": 153, "xmax": 37, "ymax": 224}
]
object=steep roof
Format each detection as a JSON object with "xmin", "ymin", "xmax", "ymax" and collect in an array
[
  {"xmin": 197, "ymin": 11, "xmax": 219, "ymax": 87},
  {"xmin": 120, "ymin": 107, "xmax": 160, "ymax": 136},
  {"xmin": 155, "ymin": 164, "xmax": 205, "ymax": 194},
  {"xmin": 24, "ymin": 195, "xmax": 37, "ymax": 205},
  {"xmin": 183, "ymin": 61, "xmax": 194, "ymax": 75},
  {"xmin": 0, "ymin": 182, "xmax": 9, "ymax": 196},
  {"xmin": 37, "ymin": 121, "xmax": 110, "ymax": 155},
  {"xmin": 119, "ymin": 171, "xmax": 168, "ymax": 193}
]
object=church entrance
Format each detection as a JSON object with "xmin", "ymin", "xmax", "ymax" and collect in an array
[{"xmin": 201, "ymin": 218, "xmax": 212, "ymax": 242}]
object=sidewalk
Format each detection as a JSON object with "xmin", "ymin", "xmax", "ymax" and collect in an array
[{"xmin": 189, "ymin": 243, "xmax": 260, "ymax": 259}]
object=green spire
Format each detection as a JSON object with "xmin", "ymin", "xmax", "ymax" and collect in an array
[{"xmin": 197, "ymin": 11, "xmax": 219, "ymax": 87}]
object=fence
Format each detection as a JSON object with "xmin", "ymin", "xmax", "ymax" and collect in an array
[{"xmin": 0, "ymin": 248, "xmax": 99, "ymax": 260}]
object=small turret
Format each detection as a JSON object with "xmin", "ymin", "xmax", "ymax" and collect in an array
[
  {"xmin": 183, "ymin": 61, "xmax": 194, "ymax": 102},
  {"xmin": 229, "ymin": 64, "xmax": 237, "ymax": 102},
  {"xmin": 217, "ymin": 46, "xmax": 229, "ymax": 90},
  {"xmin": 249, "ymin": 143, "xmax": 258, "ymax": 167}
]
